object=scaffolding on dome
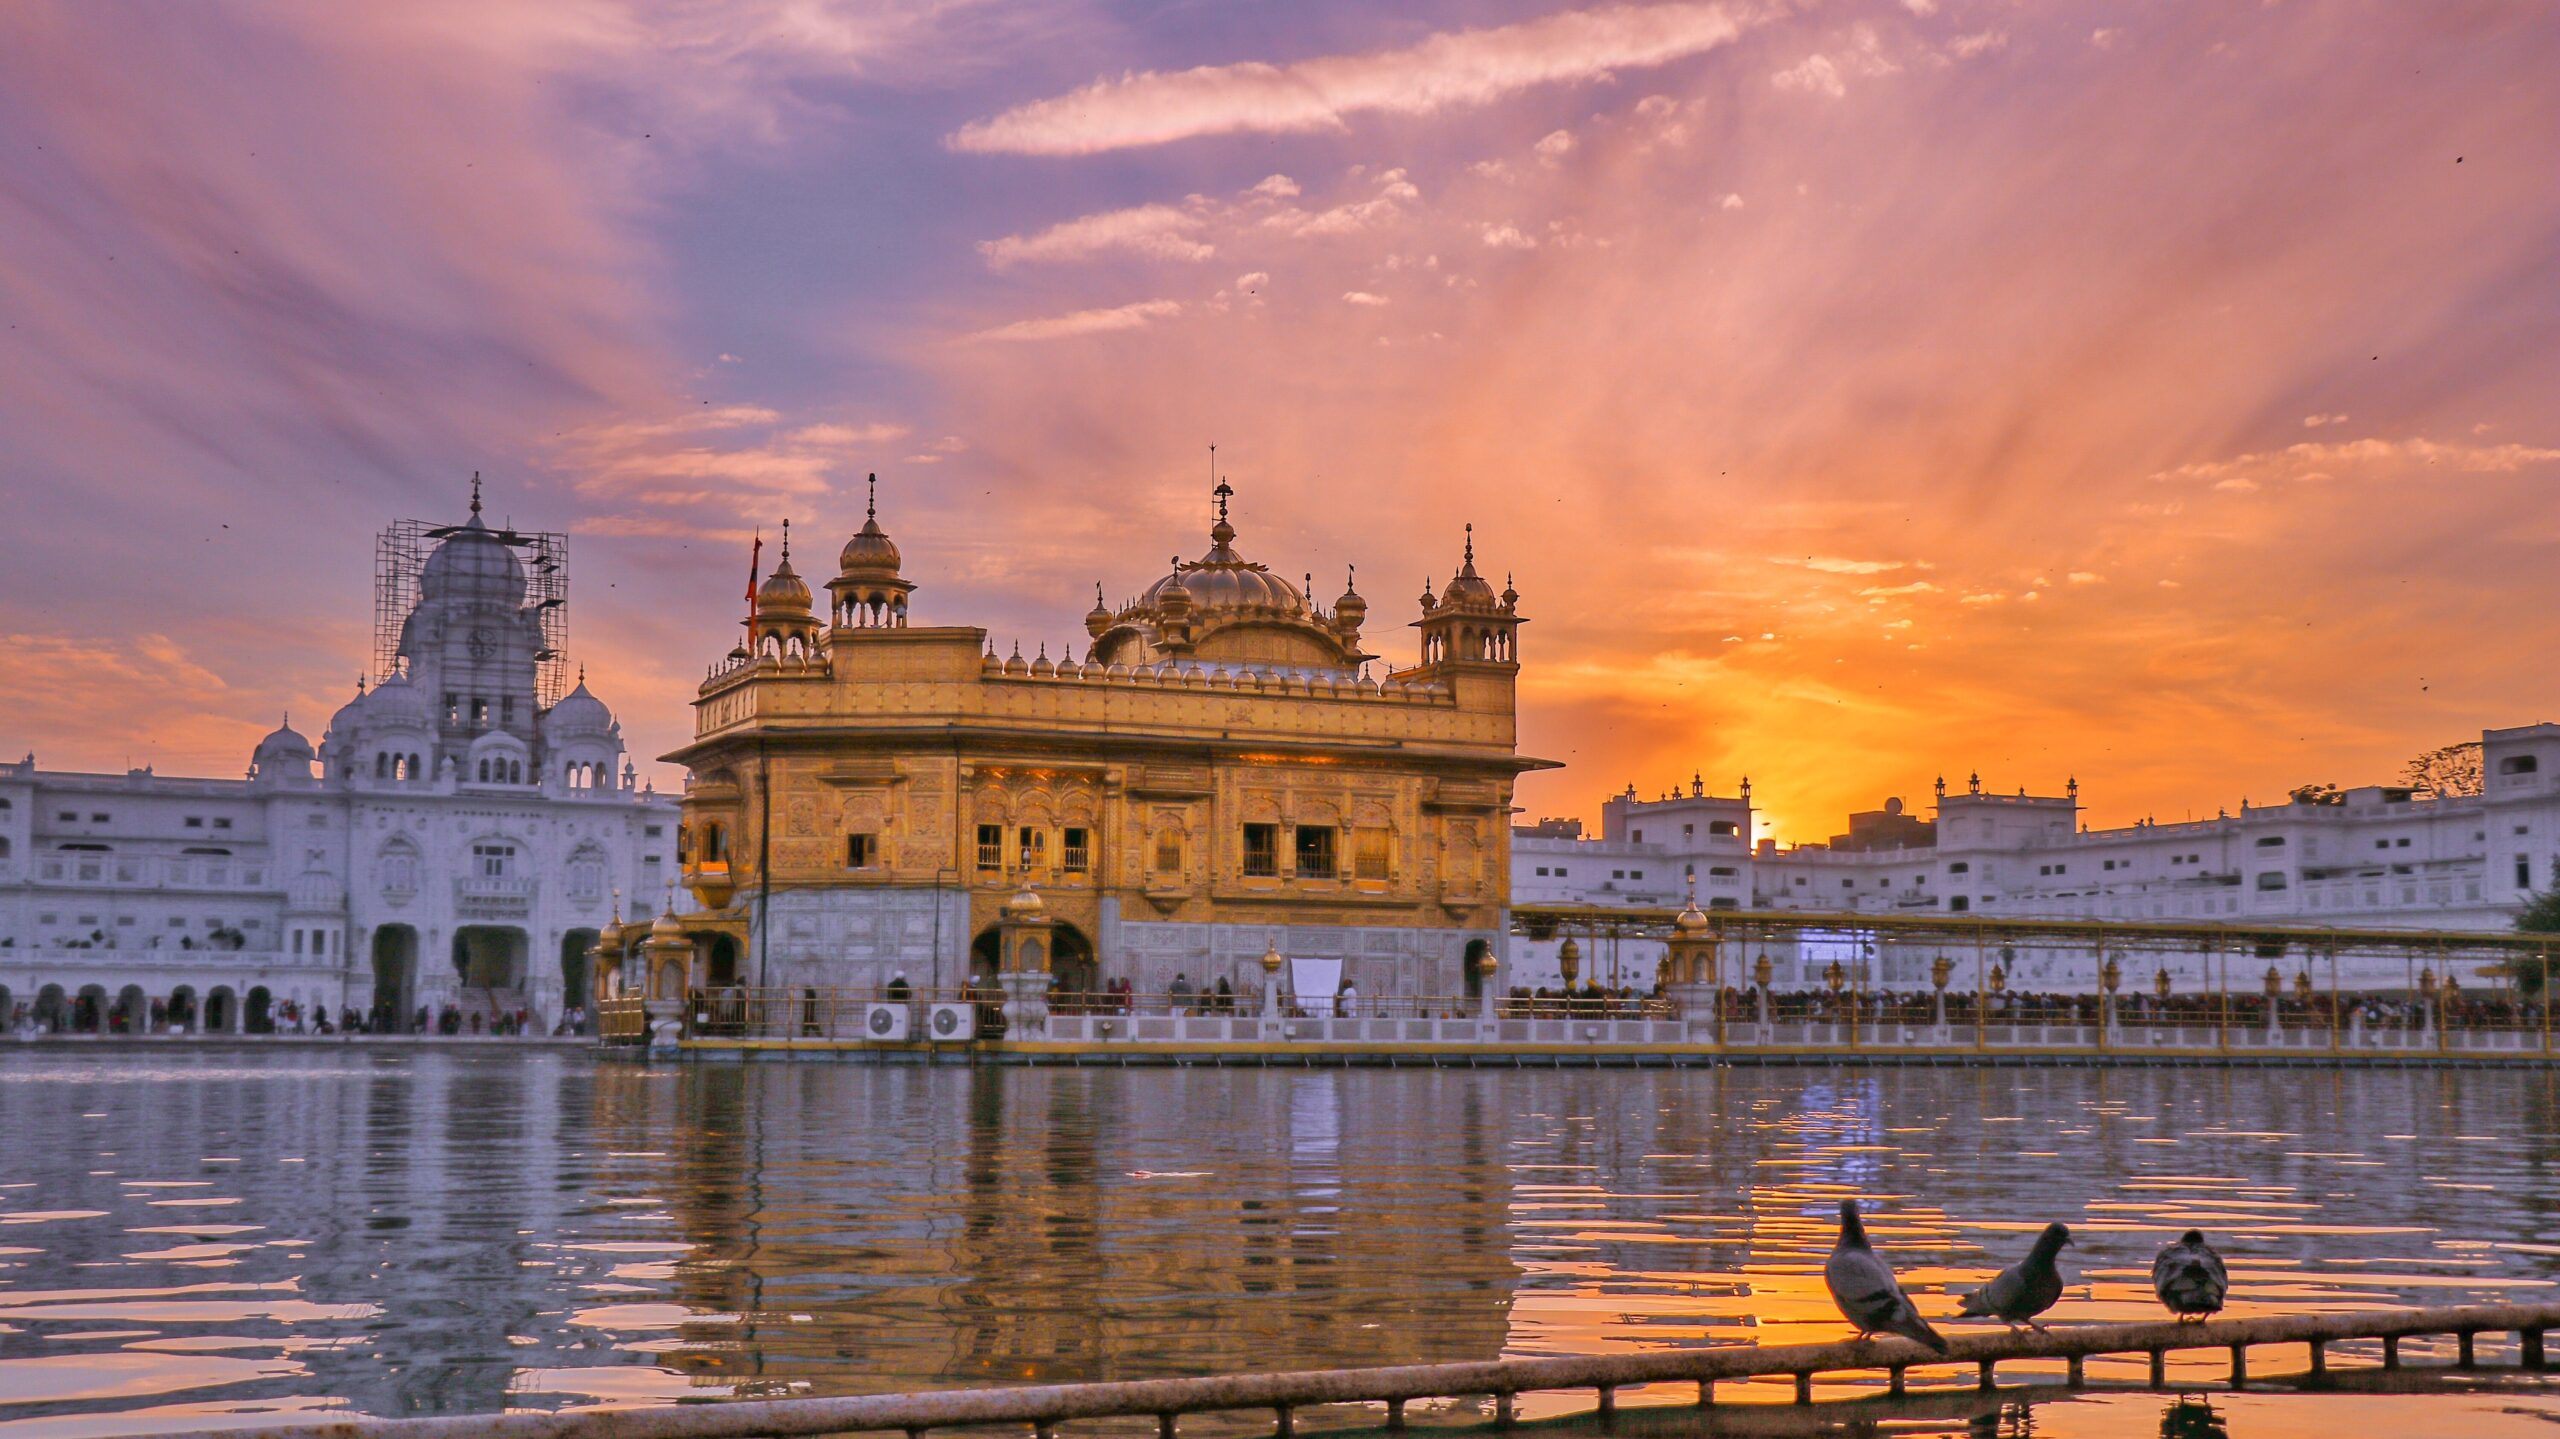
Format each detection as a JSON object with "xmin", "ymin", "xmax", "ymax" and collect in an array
[{"xmin": 372, "ymin": 517, "xmax": 572, "ymax": 707}]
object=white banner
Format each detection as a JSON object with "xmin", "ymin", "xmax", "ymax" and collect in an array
[{"xmin": 1288, "ymin": 956, "xmax": 1343, "ymax": 1012}]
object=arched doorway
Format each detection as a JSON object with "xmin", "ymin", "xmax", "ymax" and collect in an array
[
  {"xmin": 452, "ymin": 926, "xmax": 527, "ymax": 990},
  {"xmin": 969, "ymin": 928, "xmax": 1001, "ymax": 986},
  {"xmin": 372, "ymin": 925, "xmax": 417, "ymax": 1025},
  {"xmin": 74, "ymin": 985, "xmax": 106, "ymax": 1033},
  {"xmin": 246, "ymin": 986, "xmax": 274, "ymax": 1034},
  {"xmin": 168, "ymin": 985, "xmax": 198, "ymax": 1033},
  {"xmin": 560, "ymin": 929, "xmax": 599, "ymax": 1011},
  {"xmin": 0, "ymin": 984, "xmax": 12, "ymax": 1031},
  {"xmin": 34, "ymin": 985, "xmax": 68, "ymax": 1033},
  {"xmin": 1462, "ymin": 938, "xmax": 1492, "ymax": 999},
  {"xmin": 204, "ymin": 986, "xmax": 237, "ymax": 1033},
  {"xmin": 113, "ymin": 984, "xmax": 146, "ymax": 1035},
  {"xmin": 1051, "ymin": 923, "xmax": 1097, "ymax": 1002},
  {"xmin": 703, "ymin": 934, "xmax": 739, "ymax": 989}
]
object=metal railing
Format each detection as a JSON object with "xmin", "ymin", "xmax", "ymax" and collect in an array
[
  {"xmin": 604, "ymin": 982, "xmax": 2556, "ymax": 1058},
  {"xmin": 159, "ymin": 1298, "xmax": 2560, "ymax": 1439}
]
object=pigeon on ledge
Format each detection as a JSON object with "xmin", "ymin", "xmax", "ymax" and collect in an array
[
  {"xmin": 1825, "ymin": 1199, "xmax": 1950, "ymax": 1353},
  {"xmin": 1957, "ymin": 1221, "xmax": 2072, "ymax": 1331},
  {"xmin": 2152, "ymin": 1229, "xmax": 2229, "ymax": 1321}
]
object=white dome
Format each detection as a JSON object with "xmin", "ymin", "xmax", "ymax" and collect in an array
[
  {"xmin": 254, "ymin": 722, "xmax": 313, "ymax": 760},
  {"xmin": 419, "ymin": 516, "xmax": 526, "ymax": 607},
  {"xmin": 287, "ymin": 869, "xmax": 347, "ymax": 911},
  {"xmin": 544, "ymin": 681, "xmax": 616, "ymax": 737}
]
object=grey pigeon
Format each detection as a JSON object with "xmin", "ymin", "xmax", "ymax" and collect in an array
[
  {"xmin": 1957, "ymin": 1222, "xmax": 2072, "ymax": 1330},
  {"xmin": 1824, "ymin": 1199, "xmax": 1950, "ymax": 1352},
  {"xmin": 2152, "ymin": 1229, "xmax": 2228, "ymax": 1321}
]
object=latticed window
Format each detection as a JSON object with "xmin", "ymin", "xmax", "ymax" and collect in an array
[
  {"xmin": 1018, "ymin": 827, "xmax": 1046, "ymax": 870},
  {"xmin": 1293, "ymin": 825, "xmax": 1336, "ymax": 879},
  {"xmin": 1355, "ymin": 828, "xmax": 1391, "ymax": 880},
  {"xmin": 1242, "ymin": 824, "xmax": 1279, "ymax": 877},
  {"xmin": 1153, "ymin": 830, "xmax": 1183, "ymax": 874},
  {"xmin": 1061, "ymin": 827, "xmax": 1090, "ymax": 874},
  {"xmin": 976, "ymin": 824, "xmax": 1004, "ymax": 871}
]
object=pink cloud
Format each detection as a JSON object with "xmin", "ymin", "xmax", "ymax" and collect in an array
[{"xmin": 947, "ymin": 3, "xmax": 1756, "ymax": 155}]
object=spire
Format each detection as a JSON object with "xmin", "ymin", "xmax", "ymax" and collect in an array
[
  {"xmin": 780, "ymin": 517, "xmax": 792, "ymax": 563},
  {"xmin": 1461, "ymin": 522, "xmax": 1477, "ymax": 575},
  {"xmin": 468, "ymin": 471, "xmax": 483, "ymax": 518},
  {"xmin": 866, "ymin": 473, "xmax": 877, "ymax": 522}
]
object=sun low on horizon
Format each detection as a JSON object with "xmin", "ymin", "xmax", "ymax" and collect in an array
[{"xmin": 3, "ymin": 1, "xmax": 2556, "ymax": 846}]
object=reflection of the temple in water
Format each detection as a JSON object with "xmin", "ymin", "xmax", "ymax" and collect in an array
[{"xmin": 590, "ymin": 1066, "xmax": 1525, "ymax": 1398}]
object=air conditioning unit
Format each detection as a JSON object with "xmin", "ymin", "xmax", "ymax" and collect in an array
[
  {"xmin": 862, "ymin": 1002, "xmax": 912, "ymax": 1042},
  {"xmin": 926, "ymin": 1003, "xmax": 977, "ymax": 1041}
]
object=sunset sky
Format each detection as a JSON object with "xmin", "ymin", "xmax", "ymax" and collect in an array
[{"xmin": 2, "ymin": 1, "xmax": 2555, "ymax": 844}]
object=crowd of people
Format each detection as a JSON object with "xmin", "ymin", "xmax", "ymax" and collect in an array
[{"xmin": 9, "ymin": 997, "xmax": 589, "ymax": 1038}]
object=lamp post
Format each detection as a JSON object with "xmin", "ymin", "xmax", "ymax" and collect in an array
[
  {"xmin": 2443, "ymin": 967, "xmax": 2461, "ymax": 1051},
  {"xmin": 2154, "ymin": 964, "xmax": 2173, "ymax": 1046},
  {"xmin": 1753, "ymin": 951, "xmax": 1774, "ymax": 1040},
  {"xmin": 1260, "ymin": 941, "xmax": 1285, "ymax": 1022},
  {"xmin": 1930, "ymin": 954, "xmax": 1953, "ymax": 1041},
  {"xmin": 1986, "ymin": 958, "xmax": 2008, "ymax": 1049},
  {"xmin": 2101, "ymin": 952, "xmax": 2122, "ymax": 1048},
  {"xmin": 2263, "ymin": 963, "xmax": 2284, "ymax": 1043},
  {"xmin": 2418, "ymin": 964, "xmax": 2437, "ymax": 1047}
]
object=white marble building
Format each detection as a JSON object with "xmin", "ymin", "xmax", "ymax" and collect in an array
[
  {"xmin": 0, "ymin": 489, "xmax": 677, "ymax": 1034},
  {"xmin": 1511, "ymin": 722, "xmax": 2560, "ymax": 991}
]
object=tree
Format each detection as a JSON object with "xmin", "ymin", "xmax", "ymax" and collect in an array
[
  {"xmin": 2515, "ymin": 886, "xmax": 2560, "ymax": 1000},
  {"xmin": 2404, "ymin": 741, "xmax": 2484, "ymax": 798},
  {"xmin": 2286, "ymin": 782, "xmax": 2343, "ymax": 806}
]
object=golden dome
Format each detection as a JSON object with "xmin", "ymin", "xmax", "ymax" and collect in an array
[
  {"xmin": 1260, "ymin": 941, "xmax": 1285, "ymax": 972},
  {"xmin": 1673, "ymin": 901, "xmax": 1712, "ymax": 935},
  {"xmin": 1437, "ymin": 525, "xmax": 1500, "ymax": 609},
  {"xmin": 758, "ymin": 554, "xmax": 813, "ymax": 614},
  {"xmin": 650, "ymin": 906, "xmax": 684, "ymax": 940},
  {"xmin": 839, "ymin": 474, "xmax": 902, "ymax": 576},
  {"xmin": 1003, "ymin": 888, "xmax": 1047, "ymax": 921}
]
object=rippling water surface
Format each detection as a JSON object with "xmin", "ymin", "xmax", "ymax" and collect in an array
[{"xmin": 2, "ymin": 1051, "xmax": 2559, "ymax": 1437}]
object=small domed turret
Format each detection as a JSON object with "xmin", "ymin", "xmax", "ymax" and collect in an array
[
  {"xmin": 250, "ymin": 717, "xmax": 315, "ymax": 785},
  {"xmin": 1086, "ymin": 583, "xmax": 1113, "ymax": 639},
  {"xmin": 544, "ymin": 674, "xmax": 616, "ymax": 736},
  {"xmin": 828, "ymin": 475, "xmax": 916, "ymax": 629}
]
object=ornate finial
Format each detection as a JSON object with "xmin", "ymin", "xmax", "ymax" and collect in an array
[
  {"xmin": 779, "ymin": 517, "xmax": 791, "ymax": 561},
  {"xmin": 1010, "ymin": 641, "xmax": 1021, "ymax": 658},
  {"xmin": 577, "ymin": 664, "xmax": 587, "ymax": 687},
  {"xmin": 1037, "ymin": 642, "xmax": 1047, "ymax": 659},
  {"xmin": 1348, "ymin": 564, "xmax": 1357, "ymax": 589},
  {"xmin": 469, "ymin": 471, "xmax": 483, "ymax": 517},
  {"xmin": 1464, "ymin": 522, "xmax": 1475, "ymax": 567},
  {"xmin": 866, "ymin": 473, "xmax": 878, "ymax": 520}
]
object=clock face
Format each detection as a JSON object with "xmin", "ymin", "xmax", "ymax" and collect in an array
[{"xmin": 467, "ymin": 628, "xmax": 495, "ymax": 660}]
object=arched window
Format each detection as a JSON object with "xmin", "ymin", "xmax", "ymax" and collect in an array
[{"xmin": 375, "ymin": 753, "xmax": 390, "ymax": 779}]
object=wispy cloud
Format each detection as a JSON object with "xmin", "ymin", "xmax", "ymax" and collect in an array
[
  {"xmin": 971, "ymin": 298, "xmax": 1185, "ymax": 342},
  {"xmin": 2152, "ymin": 436, "xmax": 2560, "ymax": 487},
  {"xmin": 946, "ymin": 2, "xmax": 1755, "ymax": 155},
  {"xmin": 979, "ymin": 202, "xmax": 1215, "ymax": 268}
]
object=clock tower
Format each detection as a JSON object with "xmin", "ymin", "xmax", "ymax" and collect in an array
[{"xmin": 394, "ymin": 482, "xmax": 549, "ymax": 769}]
